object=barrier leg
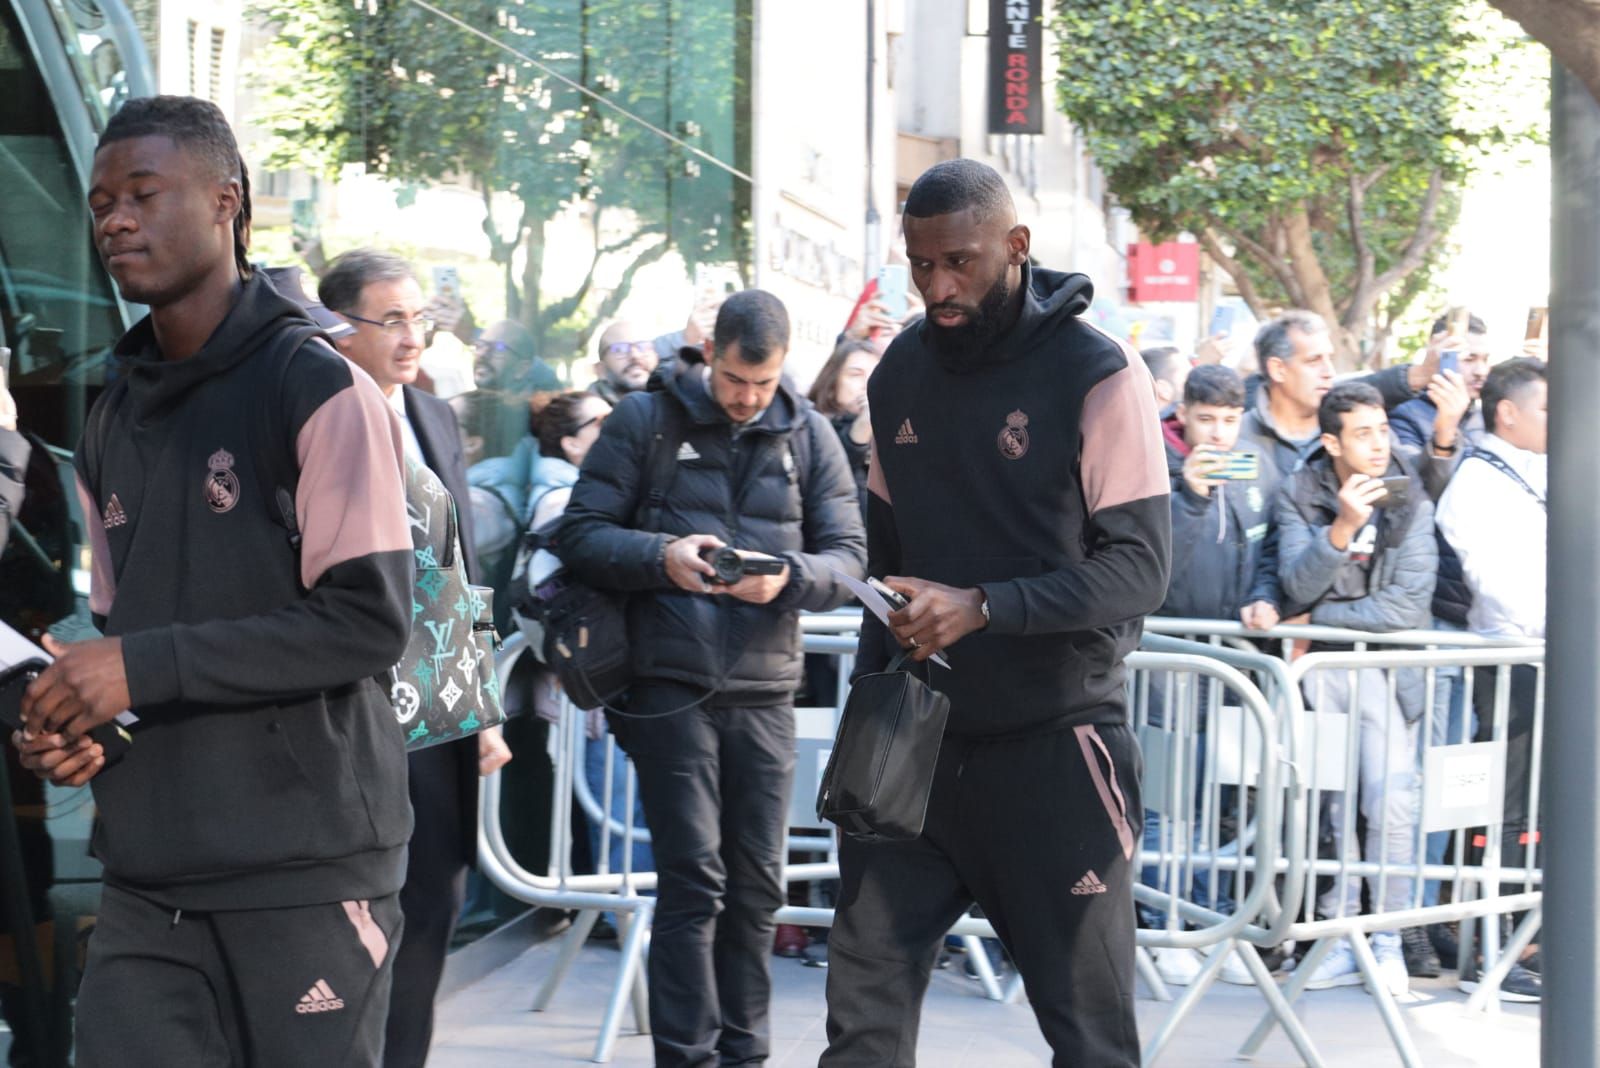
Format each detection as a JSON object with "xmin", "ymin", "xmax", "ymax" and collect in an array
[
  {"xmin": 1465, "ymin": 903, "xmax": 1543, "ymax": 1013},
  {"xmin": 1346, "ymin": 931, "xmax": 1423, "ymax": 1068},
  {"xmin": 593, "ymin": 899, "xmax": 654, "ymax": 1063},
  {"xmin": 618, "ymin": 910, "xmax": 652, "ymax": 1035},
  {"xmin": 961, "ymin": 934, "xmax": 1006, "ymax": 1002},
  {"xmin": 1141, "ymin": 936, "xmax": 1233, "ymax": 1067},
  {"xmin": 1230, "ymin": 941, "xmax": 1325, "ymax": 1068},
  {"xmin": 532, "ymin": 908, "xmax": 601, "ymax": 1011},
  {"xmin": 1135, "ymin": 946, "xmax": 1174, "ymax": 1002},
  {"xmin": 1239, "ymin": 936, "xmax": 1339, "ymax": 1056}
]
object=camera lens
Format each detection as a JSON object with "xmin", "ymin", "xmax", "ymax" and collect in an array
[{"xmin": 707, "ymin": 547, "xmax": 745, "ymax": 584}]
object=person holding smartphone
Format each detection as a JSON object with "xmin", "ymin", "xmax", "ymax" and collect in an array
[{"xmin": 1274, "ymin": 381, "xmax": 1438, "ymax": 997}]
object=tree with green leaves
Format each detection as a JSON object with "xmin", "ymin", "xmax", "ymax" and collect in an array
[
  {"xmin": 250, "ymin": 0, "xmax": 751, "ymax": 358},
  {"xmin": 1051, "ymin": 0, "xmax": 1538, "ymax": 366}
]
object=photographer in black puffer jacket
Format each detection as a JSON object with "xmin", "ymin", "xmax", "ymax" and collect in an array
[{"xmin": 559, "ymin": 288, "xmax": 866, "ymax": 1067}]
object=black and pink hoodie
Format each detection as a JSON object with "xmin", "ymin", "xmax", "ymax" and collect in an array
[{"xmin": 74, "ymin": 273, "xmax": 415, "ymax": 911}]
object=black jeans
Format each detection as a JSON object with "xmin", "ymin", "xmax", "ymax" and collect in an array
[
  {"xmin": 821, "ymin": 722, "xmax": 1143, "ymax": 1068},
  {"xmin": 611, "ymin": 689, "xmax": 796, "ymax": 1067}
]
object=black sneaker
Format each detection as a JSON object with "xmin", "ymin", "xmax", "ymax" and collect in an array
[
  {"xmin": 1429, "ymin": 922, "xmax": 1460, "ymax": 970},
  {"xmin": 1402, "ymin": 925, "xmax": 1441, "ymax": 978},
  {"xmin": 1458, "ymin": 957, "xmax": 1541, "ymax": 1002}
]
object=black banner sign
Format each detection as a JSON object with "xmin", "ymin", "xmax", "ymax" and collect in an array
[{"xmin": 988, "ymin": 0, "xmax": 1043, "ymax": 135}]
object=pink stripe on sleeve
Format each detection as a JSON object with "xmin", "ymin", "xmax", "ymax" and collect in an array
[
  {"xmin": 293, "ymin": 372, "xmax": 411, "ymax": 589},
  {"xmin": 1078, "ymin": 360, "xmax": 1169, "ymax": 515},
  {"xmin": 75, "ymin": 474, "xmax": 116, "ymax": 616}
]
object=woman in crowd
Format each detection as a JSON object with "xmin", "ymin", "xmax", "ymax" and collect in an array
[{"xmin": 806, "ymin": 340, "xmax": 880, "ymax": 515}]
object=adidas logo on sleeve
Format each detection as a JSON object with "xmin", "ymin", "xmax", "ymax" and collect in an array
[
  {"xmin": 1071, "ymin": 870, "xmax": 1109, "ymax": 896},
  {"xmin": 295, "ymin": 979, "xmax": 345, "ymax": 1014}
]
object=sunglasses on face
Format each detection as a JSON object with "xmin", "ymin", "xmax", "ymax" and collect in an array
[{"xmin": 605, "ymin": 340, "xmax": 654, "ymax": 357}]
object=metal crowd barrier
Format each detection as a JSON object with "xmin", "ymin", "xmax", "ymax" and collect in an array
[
  {"xmin": 1146, "ymin": 618, "xmax": 1546, "ymax": 1068},
  {"xmin": 477, "ymin": 613, "xmax": 1545, "ymax": 1068}
]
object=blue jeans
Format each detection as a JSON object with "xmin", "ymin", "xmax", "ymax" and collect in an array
[
  {"xmin": 1422, "ymin": 618, "xmax": 1476, "ymax": 908},
  {"xmin": 583, "ymin": 732, "xmax": 654, "ymax": 879}
]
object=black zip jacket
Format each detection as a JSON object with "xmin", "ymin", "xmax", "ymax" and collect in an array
[
  {"xmin": 560, "ymin": 350, "xmax": 866, "ymax": 699},
  {"xmin": 74, "ymin": 273, "xmax": 415, "ymax": 910},
  {"xmin": 858, "ymin": 264, "xmax": 1172, "ymax": 736},
  {"xmin": 1159, "ymin": 434, "xmax": 1274, "ymax": 620}
]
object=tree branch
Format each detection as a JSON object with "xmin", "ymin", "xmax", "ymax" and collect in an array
[
  {"xmin": 1343, "ymin": 168, "xmax": 1380, "ymax": 325},
  {"xmin": 1199, "ymin": 227, "xmax": 1268, "ymax": 320},
  {"xmin": 1215, "ymin": 221, "xmax": 1301, "ymax": 303},
  {"xmin": 1369, "ymin": 168, "xmax": 1446, "ymax": 296}
]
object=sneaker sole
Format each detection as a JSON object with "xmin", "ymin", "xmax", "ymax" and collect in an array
[
  {"xmin": 1458, "ymin": 979, "xmax": 1540, "ymax": 1003},
  {"xmin": 1305, "ymin": 971, "xmax": 1365, "ymax": 990}
]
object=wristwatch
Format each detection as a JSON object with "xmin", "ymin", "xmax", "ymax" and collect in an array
[{"xmin": 978, "ymin": 590, "xmax": 991, "ymax": 627}]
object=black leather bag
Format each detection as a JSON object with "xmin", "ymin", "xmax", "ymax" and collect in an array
[{"xmin": 816, "ymin": 653, "xmax": 950, "ymax": 842}]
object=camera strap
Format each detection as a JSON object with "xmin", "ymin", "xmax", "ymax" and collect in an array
[{"xmin": 1467, "ymin": 448, "xmax": 1546, "ymax": 511}]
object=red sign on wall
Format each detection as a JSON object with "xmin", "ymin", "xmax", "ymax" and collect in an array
[{"xmin": 1127, "ymin": 242, "xmax": 1200, "ymax": 303}]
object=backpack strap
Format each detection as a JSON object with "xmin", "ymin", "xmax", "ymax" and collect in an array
[
  {"xmin": 633, "ymin": 390, "xmax": 689, "ymax": 533},
  {"xmin": 255, "ymin": 320, "xmax": 342, "ymax": 572}
]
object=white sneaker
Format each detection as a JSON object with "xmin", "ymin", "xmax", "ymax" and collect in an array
[
  {"xmin": 1151, "ymin": 947, "xmax": 1204, "ymax": 986},
  {"xmin": 1217, "ymin": 946, "xmax": 1256, "ymax": 986},
  {"xmin": 1303, "ymin": 938, "xmax": 1362, "ymax": 989},
  {"xmin": 1371, "ymin": 932, "xmax": 1409, "ymax": 997}
]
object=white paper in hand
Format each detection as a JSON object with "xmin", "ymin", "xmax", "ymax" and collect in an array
[{"xmin": 830, "ymin": 568, "xmax": 952, "ymax": 671}]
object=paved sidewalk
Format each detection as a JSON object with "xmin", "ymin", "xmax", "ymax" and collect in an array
[{"xmin": 430, "ymin": 936, "xmax": 1539, "ymax": 1066}]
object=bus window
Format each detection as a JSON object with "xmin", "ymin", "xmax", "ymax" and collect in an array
[{"xmin": 1, "ymin": 0, "xmax": 126, "ymax": 455}]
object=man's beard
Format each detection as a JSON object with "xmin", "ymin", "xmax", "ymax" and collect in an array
[{"xmin": 924, "ymin": 270, "xmax": 1014, "ymax": 373}]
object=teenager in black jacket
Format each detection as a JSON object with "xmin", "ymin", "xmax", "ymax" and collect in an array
[{"xmin": 560, "ymin": 290, "xmax": 865, "ymax": 1067}]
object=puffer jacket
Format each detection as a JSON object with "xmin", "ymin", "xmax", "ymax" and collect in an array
[
  {"xmin": 559, "ymin": 351, "xmax": 866, "ymax": 699},
  {"xmin": 1275, "ymin": 451, "xmax": 1438, "ymax": 721}
]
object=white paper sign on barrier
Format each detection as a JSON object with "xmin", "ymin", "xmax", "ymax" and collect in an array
[{"xmin": 1422, "ymin": 740, "xmax": 1506, "ymax": 833}]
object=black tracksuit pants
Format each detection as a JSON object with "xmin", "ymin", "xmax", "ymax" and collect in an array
[
  {"xmin": 74, "ymin": 884, "xmax": 402, "ymax": 1067},
  {"xmin": 610, "ymin": 688, "xmax": 796, "ymax": 1068},
  {"xmin": 821, "ymin": 722, "xmax": 1142, "ymax": 1068}
]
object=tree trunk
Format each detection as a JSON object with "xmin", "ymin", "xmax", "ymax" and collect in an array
[
  {"xmin": 521, "ymin": 226, "xmax": 546, "ymax": 348},
  {"xmin": 1282, "ymin": 208, "xmax": 1361, "ymax": 369},
  {"xmin": 1489, "ymin": 1, "xmax": 1600, "ymax": 105}
]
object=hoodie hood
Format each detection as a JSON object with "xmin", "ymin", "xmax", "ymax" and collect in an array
[
  {"xmin": 114, "ymin": 272, "xmax": 321, "ymax": 423},
  {"xmin": 912, "ymin": 262, "xmax": 1095, "ymax": 373}
]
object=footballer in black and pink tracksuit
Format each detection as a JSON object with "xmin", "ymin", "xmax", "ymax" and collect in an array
[
  {"xmin": 822, "ymin": 262, "xmax": 1171, "ymax": 1068},
  {"xmin": 71, "ymin": 273, "xmax": 415, "ymax": 1067}
]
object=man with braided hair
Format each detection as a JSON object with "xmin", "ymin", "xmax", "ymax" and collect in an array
[{"xmin": 9, "ymin": 96, "xmax": 414, "ymax": 1065}]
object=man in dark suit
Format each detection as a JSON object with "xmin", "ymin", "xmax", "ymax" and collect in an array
[{"xmin": 317, "ymin": 250, "xmax": 513, "ymax": 1068}]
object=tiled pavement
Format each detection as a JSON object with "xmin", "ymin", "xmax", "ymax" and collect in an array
[{"xmin": 430, "ymin": 932, "xmax": 1539, "ymax": 1066}]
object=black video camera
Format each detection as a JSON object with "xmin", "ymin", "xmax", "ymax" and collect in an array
[{"xmin": 701, "ymin": 546, "xmax": 787, "ymax": 585}]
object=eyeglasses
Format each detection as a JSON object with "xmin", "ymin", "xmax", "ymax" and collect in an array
[
  {"xmin": 605, "ymin": 340, "xmax": 655, "ymax": 357},
  {"xmin": 574, "ymin": 414, "xmax": 607, "ymax": 433},
  {"xmin": 345, "ymin": 312, "xmax": 435, "ymax": 336}
]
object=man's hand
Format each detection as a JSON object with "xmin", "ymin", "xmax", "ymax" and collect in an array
[
  {"xmin": 12, "ymin": 729, "xmax": 104, "ymax": 786},
  {"xmin": 478, "ymin": 726, "xmax": 512, "ymax": 777},
  {"xmin": 1426, "ymin": 369, "xmax": 1471, "ymax": 451},
  {"xmin": 883, "ymin": 576, "xmax": 986, "ymax": 662},
  {"xmin": 1407, "ymin": 333, "xmax": 1456, "ymax": 392},
  {"xmin": 844, "ymin": 300, "xmax": 903, "ymax": 344},
  {"xmin": 1194, "ymin": 332, "xmax": 1231, "ymax": 366},
  {"xmin": 22, "ymin": 634, "xmax": 130, "ymax": 740},
  {"xmin": 1181, "ymin": 446, "xmax": 1226, "ymax": 498},
  {"xmin": 664, "ymin": 534, "xmax": 724, "ymax": 593},
  {"xmin": 1240, "ymin": 601, "xmax": 1280, "ymax": 631},
  {"xmin": 718, "ymin": 564, "xmax": 791, "ymax": 606},
  {"xmin": 683, "ymin": 297, "xmax": 723, "ymax": 348},
  {"xmin": 1329, "ymin": 475, "xmax": 1387, "ymax": 550},
  {"xmin": 424, "ymin": 294, "xmax": 477, "ymax": 346},
  {"xmin": 1522, "ymin": 336, "xmax": 1548, "ymax": 361}
]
